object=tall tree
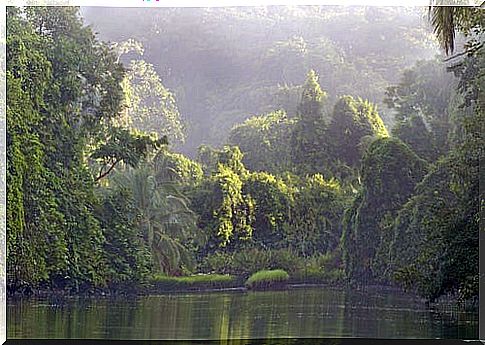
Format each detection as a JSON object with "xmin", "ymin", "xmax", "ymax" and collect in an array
[
  {"xmin": 113, "ymin": 40, "xmax": 186, "ymax": 145},
  {"xmin": 341, "ymin": 137, "xmax": 428, "ymax": 284},
  {"xmin": 327, "ymin": 96, "xmax": 388, "ymax": 168},
  {"xmin": 290, "ymin": 70, "xmax": 329, "ymax": 175},
  {"xmin": 228, "ymin": 110, "xmax": 295, "ymax": 174}
]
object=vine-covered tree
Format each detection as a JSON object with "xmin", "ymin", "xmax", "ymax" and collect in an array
[
  {"xmin": 228, "ymin": 110, "xmax": 295, "ymax": 173},
  {"xmin": 191, "ymin": 148, "xmax": 254, "ymax": 252},
  {"xmin": 290, "ymin": 70, "xmax": 329, "ymax": 175},
  {"xmin": 7, "ymin": 7, "xmax": 168, "ymax": 292},
  {"xmin": 7, "ymin": 7, "xmax": 68, "ymax": 288},
  {"xmin": 327, "ymin": 96, "xmax": 388, "ymax": 168},
  {"xmin": 341, "ymin": 137, "xmax": 428, "ymax": 284},
  {"xmin": 7, "ymin": 6, "xmax": 130, "ymax": 291},
  {"xmin": 285, "ymin": 174, "xmax": 347, "ymax": 257},
  {"xmin": 392, "ymin": 114, "xmax": 437, "ymax": 161},
  {"xmin": 242, "ymin": 172, "xmax": 295, "ymax": 249},
  {"xmin": 389, "ymin": 157, "xmax": 477, "ymax": 300}
]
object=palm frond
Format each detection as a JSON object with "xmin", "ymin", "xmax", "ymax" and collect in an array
[
  {"xmin": 110, "ymin": 161, "xmax": 203, "ymax": 275},
  {"xmin": 429, "ymin": 6, "xmax": 456, "ymax": 55}
]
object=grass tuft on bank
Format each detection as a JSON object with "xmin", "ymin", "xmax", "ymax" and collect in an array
[{"xmin": 245, "ymin": 269, "xmax": 289, "ymax": 290}]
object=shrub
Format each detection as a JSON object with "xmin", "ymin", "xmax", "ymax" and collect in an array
[
  {"xmin": 199, "ymin": 252, "xmax": 234, "ymax": 275},
  {"xmin": 268, "ymin": 248, "xmax": 303, "ymax": 274},
  {"xmin": 324, "ymin": 269, "xmax": 345, "ymax": 283},
  {"xmin": 294, "ymin": 267, "xmax": 326, "ymax": 283},
  {"xmin": 245, "ymin": 269, "xmax": 289, "ymax": 290},
  {"xmin": 200, "ymin": 248, "xmax": 277, "ymax": 277},
  {"xmin": 201, "ymin": 248, "xmax": 307, "ymax": 278},
  {"xmin": 150, "ymin": 274, "xmax": 237, "ymax": 291},
  {"xmin": 292, "ymin": 253, "xmax": 346, "ymax": 284},
  {"xmin": 232, "ymin": 248, "xmax": 272, "ymax": 276}
]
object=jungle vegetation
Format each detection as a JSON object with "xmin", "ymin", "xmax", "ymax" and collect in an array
[{"xmin": 6, "ymin": 5, "xmax": 483, "ymax": 302}]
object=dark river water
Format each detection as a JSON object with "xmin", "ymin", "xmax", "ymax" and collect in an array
[{"xmin": 7, "ymin": 287, "xmax": 478, "ymax": 340}]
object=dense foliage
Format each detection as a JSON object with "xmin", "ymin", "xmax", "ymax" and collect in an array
[
  {"xmin": 7, "ymin": 7, "xmax": 177, "ymax": 292},
  {"xmin": 7, "ymin": 7, "xmax": 127, "ymax": 291},
  {"xmin": 341, "ymin": 138, "xmax": 429, "ymax": 284},
  {"xmin": 327, "ymin": 95, "xmax": 388, "ymax": 169},
  {"xmin": 6, "ymin": 5, "xmax": 481, "ymax": 304},
  {"xmin": 228, "ymin": 110, "xmax": 295, "ymax": 173}
]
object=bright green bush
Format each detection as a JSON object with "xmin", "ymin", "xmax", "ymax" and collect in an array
[{"xmin": 245, "ymin": 269, "xmax": 289, "ymax": 289}]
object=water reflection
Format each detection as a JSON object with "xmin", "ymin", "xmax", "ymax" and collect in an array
[{"xmin": 7, "ymin": 287, "xmax": 478, "ymax": 339}]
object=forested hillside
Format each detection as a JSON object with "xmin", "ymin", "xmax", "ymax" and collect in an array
[
  {"xmin": 82, "ymin": 6, "xmax": 440, "ymax": 155},
  {"xmin": 6, "ymin": 6, "xmax": 482, "ymax": 304}
]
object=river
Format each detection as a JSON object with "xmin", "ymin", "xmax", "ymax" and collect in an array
[{"xmin": 7, "ymin": 286, "xmax": 478, "ymax": 339}]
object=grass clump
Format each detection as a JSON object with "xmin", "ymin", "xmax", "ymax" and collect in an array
[
  {"xmin": 151, "ymin": 274, "xmax": 237, "ymax": 291},
  {"xmin": 245, "ymin": 269, "xmax": 289, "ymax": 290}
]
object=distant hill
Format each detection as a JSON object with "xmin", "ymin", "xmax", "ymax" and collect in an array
[{"xmin": 82, "ymin": 6, "xmax": 440, "ymax": 156}]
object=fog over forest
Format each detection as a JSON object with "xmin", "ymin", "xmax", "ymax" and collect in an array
[{"xmin": 81, "ymin": 6, "xmax": 442, "ymax": 155}]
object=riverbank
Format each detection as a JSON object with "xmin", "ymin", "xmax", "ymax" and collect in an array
[
  {"xmin": 7, "ymin": 282, "xmax": 344, "ymax": 299},
  {"xmin": 5, "ymin": 280, "xmax": 423, "ymax": 301},
  {"xmin": 7, "ymin": 270, "xmax": 340, "ymax": 298},
  {"xmin": 6, "ymin": 274, "xmax": 478, "ymax": 311}
]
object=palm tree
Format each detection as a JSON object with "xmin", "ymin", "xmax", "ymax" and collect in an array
[
  {"xmin": 428, "ymin": 2, "xmax": 484, "ymax": 55},
  {"xmin": 112, "ymin": 162, "xmax": 202, "ymax": 275}
]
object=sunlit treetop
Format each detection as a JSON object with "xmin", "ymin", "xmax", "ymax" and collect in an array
[
  {"xmin": 300, "ymin": 69, "xmax": 327, "ymax": 105},
  {"xmin": 326, "ymin": 95, "xmax": 388, "ymax": 168},
  {"xmin": 332, "ymin": 96, "xmax": 388, "ymax": 139}
]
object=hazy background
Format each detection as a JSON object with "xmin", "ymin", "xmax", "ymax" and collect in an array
[{"xmin": 81, "ymin": 6, "xmax": 441, "ymax": 156}]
